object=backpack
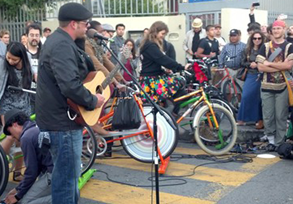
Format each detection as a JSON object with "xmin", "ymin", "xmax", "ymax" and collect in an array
[{"xmin": 277, "ymin": 142, "xmax": 293, "ymax": 159}]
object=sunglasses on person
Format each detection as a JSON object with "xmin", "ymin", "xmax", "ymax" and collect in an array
[
  {"xmin": 77, "ymin": 20, "xmax": 90, "ymax": 26},
  {"xmin": 253, "ymin": 37, "xmax": 262, "ymax": 40}
]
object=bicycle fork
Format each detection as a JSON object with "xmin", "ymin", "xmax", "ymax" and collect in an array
[{"xmin": 205, "ymin": 103, "xmax": 226, "ymax": 149}]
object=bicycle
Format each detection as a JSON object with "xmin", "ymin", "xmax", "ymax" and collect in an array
[
  {"xmin": 182, "ymin": 58, "xmax": 236, "ymax": 118},
  {"xmin": 213, "ymin": 56, "xmax": 242, "ymax": 111},
  {"xmin": 0, "ymin": 145, "xmax": 8, "ymax": 196},
  {"xmin": 93, "ymin": 85, "xmax": 178, "ymax": 164},
  {"xmin": 173, "ymin": 83, "xmax": 237, "ymax": 155}
]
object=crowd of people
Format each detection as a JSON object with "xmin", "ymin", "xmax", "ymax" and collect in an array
[
  {"xmin": 183, "ymin": 5, "xmax": 293, "ymax": 152},
  {"xmin": 0, "ymin": 2, "xmax": 293, "ymax": 204}
]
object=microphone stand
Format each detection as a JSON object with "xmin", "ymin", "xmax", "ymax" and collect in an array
[{"xmin": 99, "ymin": 39, "xmax": 177, "ymax": 204}]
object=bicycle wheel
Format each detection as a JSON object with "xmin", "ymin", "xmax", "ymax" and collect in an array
[
  {"xmin": 81, "ymin": 125, "xmax": 97, "ymax": 176},
  {"xmin": 122, "ymin": 105, "xmax": 178, "ymax": 163},
  {"xmin": 0, "ymin": 145, "xmax": 9, "ymax": 196},
  {"xmin": 222, "ymin": 80, "xmax": 242, "ymax": 111},
  {"xmin": 189, "ymin": 98, "xmax": 235, "ymax": 130},
  {"xmin": 193, "ymin": 103, "xmax": 237, "ymax": 155}
]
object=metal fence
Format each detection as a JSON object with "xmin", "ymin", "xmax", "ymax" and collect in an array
[
  {"xmin": 0, "ymin": 0, "xmax": 81, "ymax": 41},
  {"xmin": 0, "ymin": 1, "xmax": 45, "ymax": 41},
  {"xmin": 0, "ymin": 0, "xmax": 178, "ymax": 41},
  {"xmin": 92, "ymin": 0, "xmax": 179, "ymax": 17},
  {"xmin": 268, "ymin": 12, "xmax": 293, "ymax": 26},
  {"xmin": 187, "ymin": 12, "xmax": 221, "ymax": 31}
]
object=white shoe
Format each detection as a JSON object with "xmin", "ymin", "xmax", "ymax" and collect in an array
[{"xmin": 260, "ymin": 135, "xmax": 268, "ymax": 142}]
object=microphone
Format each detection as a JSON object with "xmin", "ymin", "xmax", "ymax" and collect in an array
[{"xmin": 87, "ymin": 29, "xmax": 114, "ymax": 42}]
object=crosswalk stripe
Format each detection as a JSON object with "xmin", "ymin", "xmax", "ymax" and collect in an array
[
  {"xmin": 241, "ymin": 156, "xmax": 280, "ymax": 173},
  {"xmin": 96, "ymin": 153, "xmax": 255, "ymax": 187},
  {"xmin": 174, "ymin": 147, "xmax": 207, "ymax": 155},
  {"xmin": 174, "ymin": 147, "xmax": 281, "ymax": 173},
  {"xmin": 81, "ymin": 179, "xmax": 215, "ymax": 204}
]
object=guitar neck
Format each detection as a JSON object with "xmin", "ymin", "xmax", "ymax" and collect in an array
[
  {"xmin": 102, "ymin": 48, "xmax": 130, "ymax": 89},
  {"xmin": 102, "ymin": 63, "xmax": 121, "ymax": 89}
]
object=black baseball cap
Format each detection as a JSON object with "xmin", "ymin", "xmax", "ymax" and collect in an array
[
  {"xmin": 3, "ymin": 109, "xmax": 24, "ymax": 135},
  {"xmin": 229, "ymin": 29, "xmax": 240, "ymax": 36}
]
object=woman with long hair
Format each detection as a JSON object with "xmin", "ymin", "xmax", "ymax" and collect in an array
[
  {"xmin": 0, "ymin": 41, "xmax": 32, "ymax": 181},
  {"xmin": 119, "ymin": 38, "xmax": 139, "ymax": 81},
  {"xmin": 0, "ymin": 41, "xmax": 32, "ymax": 120},
  {"xmin": 139, "ymin": 21, "xmax": 189, "ymax": 115},
  {"xmin": 237, "ymin": 30, "xmax": 265, "ymax": 129}
]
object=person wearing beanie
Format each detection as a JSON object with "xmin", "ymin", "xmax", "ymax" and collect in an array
[
  {"xmin": 35, "ymin": 3, "xmax": 105, "ymax": 203},
  {"xmin": 256, "ymin": 20, "xmax": 293, "ymax": 150}
]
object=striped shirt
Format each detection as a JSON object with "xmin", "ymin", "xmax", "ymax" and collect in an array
[{"xmin": 218, "ymin": 41, "xmax": 246, "ymax": 69}]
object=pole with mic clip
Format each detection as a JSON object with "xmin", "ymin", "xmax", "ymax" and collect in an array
[{"xmin": 87, "ymin": 29, "xmax": 177, "ymax": 204}]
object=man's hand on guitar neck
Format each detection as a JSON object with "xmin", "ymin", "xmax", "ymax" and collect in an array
[{"xmin": 95, "ymin": 94, "xmax": 105, "ymax": 108}]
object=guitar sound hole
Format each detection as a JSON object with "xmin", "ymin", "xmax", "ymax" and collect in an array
[{"xmin": 96, "ymin": 86, "xmax": 103, "ymax": 94}]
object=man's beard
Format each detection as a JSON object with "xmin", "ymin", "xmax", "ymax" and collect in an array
[{"xmin": 29, "ymin": 40, "xmax": 39, "ymax": 47}]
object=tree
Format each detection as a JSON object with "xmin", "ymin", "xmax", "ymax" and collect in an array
[{"xmin": 0, "ymin": 0, "xmax": 55, "ymax": 21}]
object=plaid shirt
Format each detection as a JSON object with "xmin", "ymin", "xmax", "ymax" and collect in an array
[{"xmin": 218, "ymin": 41, "xmax": 246, "ymax": 69}]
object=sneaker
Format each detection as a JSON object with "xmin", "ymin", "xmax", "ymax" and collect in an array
[{"xmin": 260, "ymin": 135, "xmax": 269, "ymax": 142}]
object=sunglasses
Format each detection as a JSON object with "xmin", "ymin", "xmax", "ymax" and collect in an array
[
  {"xmin": 253, "ymin": 37, "xmax": 262, "ymax": 40},
  {"xmin": 78, "ymin": 20, "xmax": 89, "ymax": 26}
]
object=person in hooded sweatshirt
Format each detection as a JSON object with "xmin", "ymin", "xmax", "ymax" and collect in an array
[
  {"xmin": 139, "ymin": 21, "xmax": 190, "ymax": 116},
  {"xmin": 2, "ymin": 109, "xmax": 53, "ymax": 204}
]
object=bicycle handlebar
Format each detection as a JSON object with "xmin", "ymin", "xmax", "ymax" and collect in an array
[
  {"xmin": 7, "ymin": 86, "xmax": 36, "ymax": 94},
  {"xmin": 126, "ymin": 82, "xmax": 140, "ymax": 94}
]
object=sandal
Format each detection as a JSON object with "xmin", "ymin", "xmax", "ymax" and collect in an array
[
  {"xmin": 13, "ymin": 171, "xmax": 24, "ymax": 182},
  {"xmin": 237, "ymin": 121, "xmax": 246, "ymax": 126},
  {"xmin": 255, "ymin": 120, "xmax": 264, "ymax": 129}
]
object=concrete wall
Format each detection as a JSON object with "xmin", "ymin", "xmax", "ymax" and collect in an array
[
  {"xmin": 221, "ymin": 8, "xmax": 268, "ymax": 43},
  {"xmin": 42, "ymin": 15, "xmax": 187, "ymax": 64}
]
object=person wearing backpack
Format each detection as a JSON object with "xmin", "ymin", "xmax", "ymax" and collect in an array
[
  {"xmin": 256, "ymin": 20, "xmax": 293, "ymax": 150},
  {"xmin": 196, "ymin": 25, "xmax": 219, "ymax": 63}
]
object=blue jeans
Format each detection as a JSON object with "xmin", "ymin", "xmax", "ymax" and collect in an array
[{"xmin": 48, "ymin": 129, "xmax": 83, "ymax": 204}]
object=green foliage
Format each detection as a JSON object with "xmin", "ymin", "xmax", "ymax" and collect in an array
[{"xmin": 0, "ymin": 0, "xmax": 51, "ymax": 20}]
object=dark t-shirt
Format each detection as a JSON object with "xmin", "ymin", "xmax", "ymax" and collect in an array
[
  {"xmin": 191, "ymin": 32, "xmax": 200, "ymax": 53},
  {"xmin": 287, "ymin": 37, "xmax": 293, "ymax": 43},
  {"xmin": 198, "ymin": 37, "xmax": 220, "ymax": 61}
]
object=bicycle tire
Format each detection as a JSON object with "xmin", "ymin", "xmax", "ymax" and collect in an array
[
  {"xmin": 193, "ymin": 104, "xmax": 237, "ymax": 155},
  {"xmin": 81, "ymin": 125, "xmax": 97, "ymax": 176},
  {"xmin": 189, "ymin": 98, "xmax": 236, "ymax": 131},
  {"xmin": 222, "ymin": 80, "xmax": 242, "ymax": 112},
  {"xmin": 122, "ymin": 105, "xmax": 179, "ymax": 163},
  {"xmin": 0, "ymin": 145, "xmax": 9, "ymax": 196}
]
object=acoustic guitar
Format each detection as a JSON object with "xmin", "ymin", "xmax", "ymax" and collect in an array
[{"xmin": 67, "ymin": 46, "xmax": 131, "ymax": 126}]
